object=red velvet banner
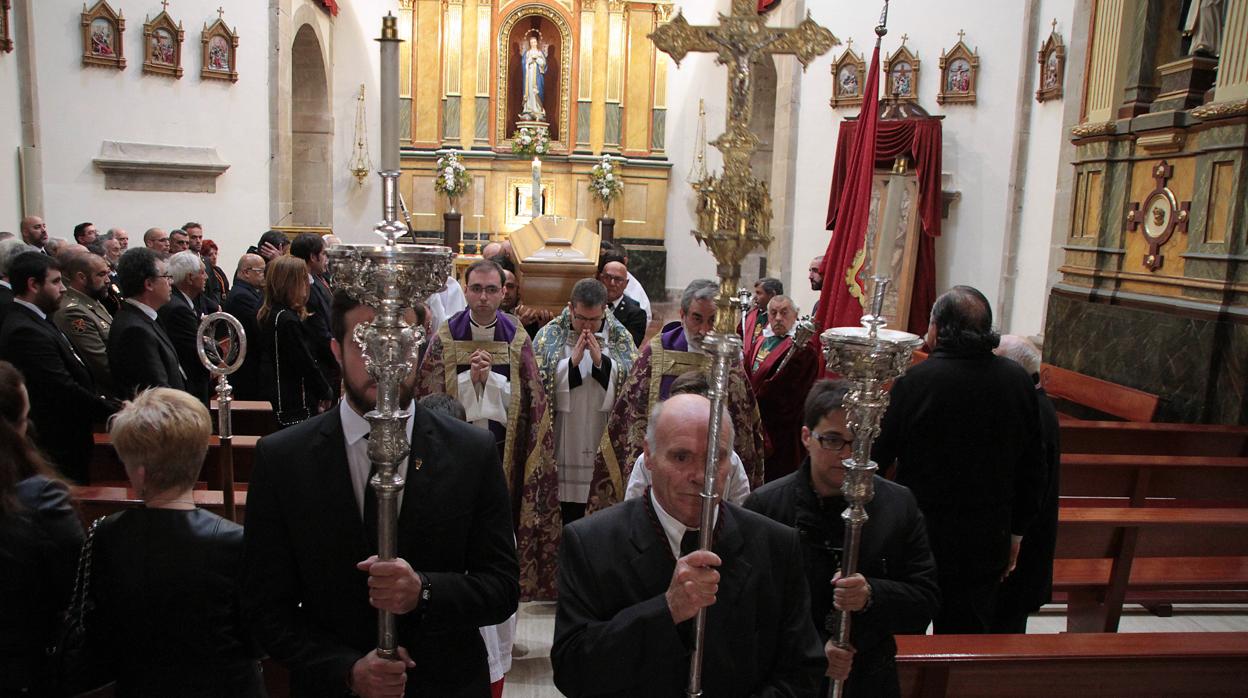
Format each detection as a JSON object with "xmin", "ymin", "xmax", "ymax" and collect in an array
[
  {"xmin": 318, "ymin": 0, "xmax": 339, "ymax": 17},
  {"xmin": 758, "ymin": 0, "xmax": 782, "ymax": 12},
  {"xmin": 821, "ymin": 115, "xmax": 943, "ymax": 337}
]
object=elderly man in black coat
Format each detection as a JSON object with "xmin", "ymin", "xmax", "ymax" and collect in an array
[
  {"xmin": 108, "ymin": 248, "xmax": 186, "ymax": 399},
  {"xmin": 223, "ymin": 253, "xmax": 266, "ymax": 400},
  {"xmin": 991, "ymin": 335, "xmax": 1061, "ymax": 633},
  {"xmin": 553, "ymin": 393, "xmax": 825, "ymax": 697},
  {"xmin": 873, "ymin": 286, "xmax": 1044, "ymax": 635},
  {"xmin": 746, "ymin": 379, "xmax": 939, "ymax": 697}
]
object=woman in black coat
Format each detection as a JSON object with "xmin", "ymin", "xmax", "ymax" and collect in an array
[
  {"xmin": 257, "ymin": 255, "xmax": 333, "ymax": 427},
  {"xmin": 81, "ymin": 388, "xmax": 266, "ymax": 697},
  {"xmin": 0, "ymin": 360, "xmax": 85, "ymax": 695}
]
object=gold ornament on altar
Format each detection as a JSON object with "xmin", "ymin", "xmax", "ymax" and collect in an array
[{"xmin": 648, "ymin": 2, "xmax": 836, "ymax": 696}]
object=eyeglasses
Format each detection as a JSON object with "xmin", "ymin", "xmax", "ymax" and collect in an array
[
  {"xmin": 244, "ymin": 267, "xmax": 265, "ymax": 274},
  {"xmin": 157, "ymin": 273, "xmax": 174, "ymax": 280},
  {"xmin": 812, "ymin": 431, "xmax": 853, "ymax": 451},
  {"xmin": 573, "ymin": 313, "xmax": 605, "ymax": 324},
  {"xmin": 600, "ymin": 273, "xmax": 627, "ymax": 284},
  {"xmin": 467, "ymin": 284, "xmax": 502, "ymax": 295}
]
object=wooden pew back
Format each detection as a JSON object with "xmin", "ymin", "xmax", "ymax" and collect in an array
[
  {"xmin": 1060, "ymin": 420, "xmax": 1248, "ymax": 457},
  {"xmin": 1060, "ymin": 454, "xmax": 1248, "ymax": 507},
  {"xmin": 1040, "ymin": 364, "xmax": 1160, "ymax": 422}
]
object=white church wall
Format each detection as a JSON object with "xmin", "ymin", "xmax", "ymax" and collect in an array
[
  {"xmin": 1011, "ymin": 0, "xmax": 1078, "ymax": 337},
  {"xmin": 0, "ymin": 28, "xmax": 21, "ymax": 229},
  {"xmin": 25, "ymin": 0, "xmax": 270, "ymax": 268}
]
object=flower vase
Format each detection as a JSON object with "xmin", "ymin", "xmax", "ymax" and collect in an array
[
  {"xmin": 443, "ymin": 197, "xmax": 463, "ymax": 251},
  {"xmin": 597, "ymin": 213, "xmax": 616, "ymax": 244}
]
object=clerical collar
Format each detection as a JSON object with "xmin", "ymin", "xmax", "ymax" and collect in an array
[{"xmin": 470, "ymin": 314, "xmax": 497, "ymax": 330}]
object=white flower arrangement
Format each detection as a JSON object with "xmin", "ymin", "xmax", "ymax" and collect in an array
[
  {"xmin": 432, "ymin": 152, "xmax": 471, "ymax": 199},
  {"xmin": 588, "ymin": 154, "xmax": 624, "ymax": 211},
  {"xmin": 511, "ymin": 125, "xmax": 550, "ymax": 157}
]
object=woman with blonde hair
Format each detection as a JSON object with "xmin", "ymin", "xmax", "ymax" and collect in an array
[
  {"xmin": 81, "ymin": 388, "xmax": 265, "ymax": 696},
  {"xmin": 0, "ymin": 360, "xmax": 83, "ymax": 695},
  {"xmin": 257, "ymin": 254, "xmax": 333, "ymax": 427}
]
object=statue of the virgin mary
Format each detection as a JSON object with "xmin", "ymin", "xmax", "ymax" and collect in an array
[{"xmin": 519, "ymin": 30, "xmax": 548, "ymax": 122}]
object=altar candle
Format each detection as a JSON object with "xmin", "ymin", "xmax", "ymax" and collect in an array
[
  {"xmin": 379, "ymin": 14, "xmax": 401, "ymax": 173},
  {"xmin": 531, "ymin": 157, "xmax": 542, "ymax": 218}
]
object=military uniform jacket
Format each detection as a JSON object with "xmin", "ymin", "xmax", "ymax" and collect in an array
[{"xmin": 54, "ymin": 287, "xmax": 115, "ymax": 397}]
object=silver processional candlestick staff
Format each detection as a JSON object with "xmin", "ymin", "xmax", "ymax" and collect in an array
[
  {"xmin": 196, "ymin": 311, "xmax": 247, "ymax": 523},
  {"xmin": 325, "ymin": 13, "xmax": 454, "ymax": 661}
]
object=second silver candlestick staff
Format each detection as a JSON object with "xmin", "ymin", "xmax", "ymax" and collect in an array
[{"xmin": 196, "ymin": 311, "xmax": 247, "ymax": 523}]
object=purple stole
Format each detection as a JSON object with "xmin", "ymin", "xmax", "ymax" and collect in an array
[
  {"xmin": 447, "ymin": 309, "xmax": 517, "ymax": 454},
  {"xmin": 658, "ymin": 322, "xmax": 693, "ymax": 399}
]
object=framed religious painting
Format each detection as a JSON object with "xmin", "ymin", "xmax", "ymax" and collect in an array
[
  {"xmin": 142, "ymin": 3, "xmax": 184, "ymax": 78},
  {"xmin": 2, "ymin": 0, "xmax": 13, "ymax": 54},
  {"xmin": 937, "ymin": 31, "xmax": 979, "ymax": 105},
  {"xmin": 1036, "ymin": 20, "xmax": 1065, "ymax": 103},
  {"xmin": 830, "ymin": 39, "xmax": 866, "ymax": 109},
  {"xmin": 883, "ymin": 37, "xmax": 920, "ymax": 104},
  {"xmin": 81, "ymin": 0, "xmax": 126, "ymax": 70},
  {"xmin": 200, "ymin": 10, "xmax": 239, "ymax": 82}
]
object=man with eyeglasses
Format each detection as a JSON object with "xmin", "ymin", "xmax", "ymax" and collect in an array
[
  {"xmin": 107, "ymin": 247, "xmax": 186, "ymax": 399},
  {"xmin": 533, "ymin": 279, "xmax": 639, "ymax": 525},
  {"xmin": 745, "ymin": 379, "xmax": 939, "ymax": 698},
  {"xmin": 588, "ymin": 278, "xmax": 767, "ymax": 514},
  {"xmin": 596, "ymin": 252, "xmax": 645, "ymax": 348},
  {"xmin": 747, "ymin": 295, "xmax": 820, "ymax": 481},
  {"xmin": 143, "ymin": 227, "xmax": 171, "ymax": 257},
  {"xmin": 417, "ymin": 258, "xmax": 561, "ymax": 600},
  {"xmin": 223, "ymin": 253, "xmax": 267, "ymax": 399}
]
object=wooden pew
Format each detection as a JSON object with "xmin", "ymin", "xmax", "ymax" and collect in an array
[
  {"xmin": 1060, "ymin": 453, "xmax": 1248, "ymax": 508},
  {"xmin": 88, "ymin": 433, "xmax": 258, "ymax": 484},
  {"xmin": 209, "ymin": 399, "xmax": 279, "ymax": 437},
  {"xmin": 71, "ymin": 485, "xmax": 247, "ymax": 526},
  {"xmin": 1054, "ymin": 506, "xmax": 1248, "ymax": 632},
  {"xmin": 1040, "ymin": 363, "xmax": 1160, "ymax": 422},
  {"xmin": 896, "ymin": 632, "xmax": 1248, "ymax": 698},
  {"xmin": 1059, "ymin": 420, "xmax": 1248, "ymax": 457}
]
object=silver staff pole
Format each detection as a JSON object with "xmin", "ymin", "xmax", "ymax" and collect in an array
[
  {"xmin": 324, "ymin": 13, "xmax": 454, "ymax": 661},
  {"xmin": 196, "ymin": 311, "xmax": 247, "ymax": 522}
]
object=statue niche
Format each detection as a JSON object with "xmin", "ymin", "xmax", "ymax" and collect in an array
[{"xmin": 507, "ymin": 16, "xmax": 561, "ymax": 141}]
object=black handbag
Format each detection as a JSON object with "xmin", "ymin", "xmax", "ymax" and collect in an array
[{"xmin": 47, "ymin": 515, "xmax": 106, "ymax": 693}]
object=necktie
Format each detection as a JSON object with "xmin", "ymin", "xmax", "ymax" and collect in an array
[{"xmin": 681, "ymin": 529, "xmax": 702, "ymax": 557}]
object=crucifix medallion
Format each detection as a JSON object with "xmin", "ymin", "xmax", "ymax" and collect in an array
[{"xmin": 1126, "ymin": 160, "xmax": 1190, "ymax": 271}]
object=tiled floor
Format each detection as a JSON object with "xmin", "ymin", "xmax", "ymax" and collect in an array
[{"xmin": 499, "ymin": 601, "xmax": 1248, "ymax": 698}]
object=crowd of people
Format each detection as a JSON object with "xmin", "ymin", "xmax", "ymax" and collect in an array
[{"xmin": 0, "ymin": 213, "xmax": 1059, "ymax": 698}]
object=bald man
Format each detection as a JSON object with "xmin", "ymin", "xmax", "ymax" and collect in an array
[
  {"xmin": 144, "ymin": 227, "xmax": 170, "ymax": 257},
  {"xmin": 553, "ymin": 393, "xmax": 823, "ymax": 697},
  {"xmin": 19, "ymin": 216, "xmax": 48, "ymax": 253},
  {"xmin": 223, "ymin": 253, "xmax": 266, "ymax": 399}
]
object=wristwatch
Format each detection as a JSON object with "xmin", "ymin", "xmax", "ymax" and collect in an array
[{"xmin": 417, "ymin": 570, "xmax": 432, "ymax": 610}]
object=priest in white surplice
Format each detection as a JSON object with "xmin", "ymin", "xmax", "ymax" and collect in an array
[{"xmin": 534, "ymin": 278, "xmax": 639, "ymax": 525}]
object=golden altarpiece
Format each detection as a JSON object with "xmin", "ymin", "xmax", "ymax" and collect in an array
[{"xmin": 392, "ymin": 0, "xmax": 674, "ymax": 290}]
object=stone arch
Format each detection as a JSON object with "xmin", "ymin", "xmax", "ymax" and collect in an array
[{"xmin": 291, "ymin": 23, "xmax": 332, "ymax": 227}]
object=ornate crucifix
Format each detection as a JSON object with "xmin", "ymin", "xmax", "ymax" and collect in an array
[
  {"xmin": 649, "ymin": 0, "xmax": 838, "ymax": 333},
  {"xmin": 1126, "ymin": 160, "xmax": 1190, "ymax": 271}
]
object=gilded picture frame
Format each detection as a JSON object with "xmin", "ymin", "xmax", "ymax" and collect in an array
[
  {"xmin": 936, "ymin": 32, "xmax": 978, "ymax": 106},
  {"xmin": 830, "ymin": 40, "xmax": 865, "ymax": 109},
  {"xmin": 1036, "ymin": 21, "xmax": 1065, "ymax": 103},
  {"xmin": 883, "ymin": 40, "xmax": 920, "ymax": 104},
  {"xmin": 81, "ymin": 0, "xmax": 126, "ymax": 70},
  {"xmin": 496, "ymin": 5, "xmax": 573, "ymax": 155},
  {"xmin": 201, "ymin": 14, "xmax": 239, "ymax": 83},
  {"xmin": 142, "ymin": 7, "xmax": 184, "ymax": 78}
]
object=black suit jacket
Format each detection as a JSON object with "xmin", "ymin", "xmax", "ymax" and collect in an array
[
  {"xmin": 108, "ymin": 301, "xmax": 187, "ymax": 399},
  {"xmin": 158, "ymin": 293, "xmax": 211, "ymax": 402},
  {"xmin": 243, "ymin": 402, "xmax": 520, "ymax": 697},
  {"xmin": 304, "ymin": 275, "xmax": 340, "ymax": 390},
  {"xmin": 997, "ymin": 387, "xmax": 1061, "ymax": 611},
  {"xmin": 0, "ymin": 304, "xmax": 117, "ymax": 481},
  {"xmin": 0, "ymin": 284, "xmax": 13, "ymax": 325},
  {"xmin": 746, "ymin": 462, "xmax": 940, "ymax": 695},
  {"xmin": 610, "ymin": 294, "xmax": 647, "ymax": 349},
  {"xmin": 223, "ymin": 281, "xmax": 263, "ymax": 400},
  {"xmin": 552, "ymin": 498, "xmax": 824, "ymax": 697},
  {"xmin": 873, "ymin": 347, "xmax": 1044, "ymax": 584}
]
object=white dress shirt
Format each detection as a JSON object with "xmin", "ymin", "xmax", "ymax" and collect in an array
[{"xmin": 339, "ymin": 398, "xmax": 415, "ymax": 516}]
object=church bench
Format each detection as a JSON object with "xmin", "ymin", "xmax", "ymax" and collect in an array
[
  {"xmin": 88, "ymin": 433, "xmax": 258, "ymax": 484},
  {"xmin": 209, "ymin": 399, "xmax": 280, "ymax": 436},
  {"xmin": 70, "ymin": 485, "xmax": 247, "ymax": 526},
  {"xmin": 1039, "ymin": 363, "xmax": 1160, "ymax": 422},
  {"xmin": 1059, "ymin": 420, "xmax": 1248, "ymax": 457},
  {"xmin": 895, "ymin": 631, "xmax": 1248, "ymax": 698},
  {"xmin": 1054, "ymin": 506, "xmax": 1248, "ymax": 632},
  {"xmin": 1060, "ymin": 453, "xmax": 1248, "ymax": 507}
]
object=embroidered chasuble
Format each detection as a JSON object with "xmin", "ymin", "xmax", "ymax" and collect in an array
[
  {"xmin": 417, "ymin": 309, "xmax": 560, "ymax": 600},
  {"xmin": 586, "ymin": 322, "xmax": 766, "ymax": 514},
  {"xmin": 747, "ymin": 330, "xmax": 819, "ymax": 482},
  {"xmin": 533, "ymin": 308, "xmax": 639, "ymax": 505}
]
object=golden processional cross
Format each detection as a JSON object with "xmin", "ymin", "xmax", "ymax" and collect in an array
[
  {"xmin": 650, "ymin": 0, "xmax": 837, "ymax": 333},
  {"xmin": 649, "ymin": 3, "xmax": 837, "ymax": 697}
]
